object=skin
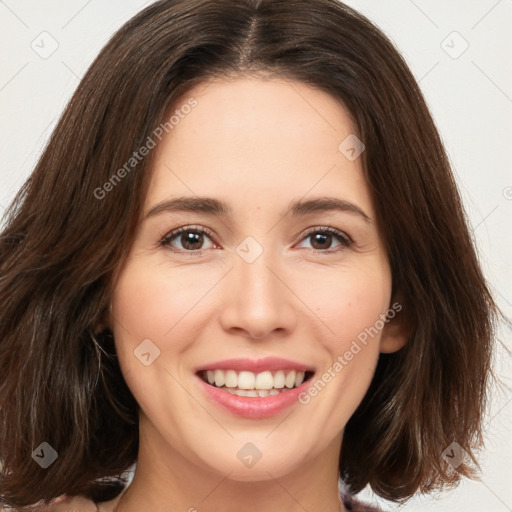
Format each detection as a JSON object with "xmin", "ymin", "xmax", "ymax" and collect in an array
[{"xmin": 109, "ymin": 75, "xmax": 408, "ymax": 512}]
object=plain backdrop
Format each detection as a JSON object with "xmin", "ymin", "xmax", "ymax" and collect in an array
[{"xmin": 0, "ymin": 1, "xmax": 511, "ymax": 511}]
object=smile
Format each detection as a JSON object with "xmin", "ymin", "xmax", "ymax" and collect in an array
[
  {"xmin": 198, "ymin": 369, "xmax": 315, "ymax": 397},
  {"xmin": 194, "ymin": 358, "xmax": 316, "ymax": 418}
]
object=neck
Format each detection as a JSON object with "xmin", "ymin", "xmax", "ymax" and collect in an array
[{"xmin": 114, "ymin": 418, "xmax": 346, "ymax": 512}]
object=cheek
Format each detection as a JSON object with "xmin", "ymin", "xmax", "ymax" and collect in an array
[
  {"xmin": 295, "ymin": 262, "xmax": 390, "ymax": 408},
  {"xmin": 111, "ymin": 258, "xmax": 214, "ymax": 348},
  {"xmin": 110, "ymin": 258, "xmax": 211, "ymax": 415},
  {"xmin": 296, "ymin": 262, "xmax": 391, "ymax": 348}
]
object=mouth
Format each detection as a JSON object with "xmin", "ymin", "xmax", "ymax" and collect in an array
[
  {"xmin": 194, "ymin": 357, "xmax": 317, "ymax": 418},
  {"xmin": 196, "ymin": 369, "xmax": 315, "ymax": 397}
]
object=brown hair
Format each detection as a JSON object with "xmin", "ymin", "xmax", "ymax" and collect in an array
[{"xmin": 0, "ymin": 0, "xmax": 501, "ymax": 508}]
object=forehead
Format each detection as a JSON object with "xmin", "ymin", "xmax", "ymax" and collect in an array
[{"xmin": 146, "ymin": 76, "xmax": 373, "ymax": 220}]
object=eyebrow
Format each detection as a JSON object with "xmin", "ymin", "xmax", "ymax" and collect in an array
[{"xmin": 145, "ymin": 196, "xmax": 371, "ymax": 222}]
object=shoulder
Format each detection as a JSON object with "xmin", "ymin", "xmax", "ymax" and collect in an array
[
  {"xmin": 5, "ymin": 493, "xmax": 121, "ymax": 512},
  {"xmin": 4, "ymin": 490, "xmax": 376, "ymax": 512},
  {"xmin": 340, "ymin": 491, "xmax": 384, "ymax": 512},
  {"xmin": 0, "ymin": 495, "xmax": 96, "ymax": 512}
]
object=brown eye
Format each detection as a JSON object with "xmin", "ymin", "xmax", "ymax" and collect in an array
[
  {"xmin": 161, "ymin": 226, "xmax": 216, "ymax": 253},
  {"xmin": 312, "ymin": 233, "xmax": 330, "ymax": 250},
  {"xmin": 297, "ymin": 227, "xmax": 353, "ymax": 253},
  {"xmin": 177, "ymin": 231, "xmax": 205, "ymax": 251}
]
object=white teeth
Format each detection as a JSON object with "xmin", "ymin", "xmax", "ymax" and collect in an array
[
  {"xmin": 201, "ymin": 369, "xmax": 308, "ymax": 391},
  {"xmin": 255, "ymin": 371, "xmax": 274, "ymax": 390},
  {"xmin": 214, "ymin": 369, "xmax": 225, "ymax": 387},
  {"xmin": 285, "ymin": 370, "xmax": 296, "ymax": 389},
  {"xmin": 238, "ymin": 371, "xmax": 255, "ymax": 390},
  {"xmin": 217, "ymin": 386, "xmax": 285, "ymax": 396},
  {"xmin": 234, "ymin": 389, "xmax": 260, "ymax": 397},
  {"xmin": 224, "ymin": 369, "xmax": 238, "ymax": 388},
  {"xmin": 273, "ymin": 370, "xmax": 285, "ymax": 389}
]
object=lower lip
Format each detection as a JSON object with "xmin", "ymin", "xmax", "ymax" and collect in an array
[{"xmin": 196, "ymin": 374, "xmax": 313, "ymax": 419}]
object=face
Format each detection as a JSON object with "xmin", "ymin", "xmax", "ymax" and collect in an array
[{"xmin": 110, "ymin": 76, "xmax": 405, "ymax": 482}]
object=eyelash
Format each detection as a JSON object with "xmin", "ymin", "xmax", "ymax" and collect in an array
[{"xmin": 159, "ymin": 225, "xmax": 354, "ymax": 256}]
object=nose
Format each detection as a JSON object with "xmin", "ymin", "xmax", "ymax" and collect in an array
[{"xmin": 218, "ymin": 248, "xmax": 298, "ymax": 340}]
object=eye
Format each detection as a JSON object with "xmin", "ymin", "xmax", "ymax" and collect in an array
[
  {"xmin": 295, "ymin": 226, "xmax": 353, "ymax": 253},
  {"xmin": 159, "ymin": 225, "xmax": 353, "ymax": 255},
  {"xmin": 160, "ymin": 225, "xmax": 217, "ymax": 254}
]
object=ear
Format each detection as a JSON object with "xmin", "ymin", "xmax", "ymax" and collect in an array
[
  {"xmin": 95, "ymin": 322, "xmax": 108, "ymax": 334},
  {"xmin": 94, "ymin": 304, "xmax": 112, "ymax": 334},
  {"xmin": 379, "ymin": 299, "xmax": 410, "ymax": 354}
]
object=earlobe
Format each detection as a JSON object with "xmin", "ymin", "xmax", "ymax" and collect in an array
[
  {"xmin": 95, "ymin": 322, "xmax": 108, "ymax": 334},
  {"xmin": 379, "ymin": 301, "xmax": 410, "ymax": 354},
  {"xmin": 380, "ymin": 320, "xmax": 408, "ymax": 353},
  {"xmin": 94, "ymin": 305, "xmax": 112, "ymax": 334}
]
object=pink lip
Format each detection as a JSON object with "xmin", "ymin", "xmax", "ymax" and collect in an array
[
  {"xmin": 196, "ymin": 373, "xmax": 313, "ymax": 419},
  {"xmin": 195, "ymin": 357, "xmax": 315, "ymax": 373}
]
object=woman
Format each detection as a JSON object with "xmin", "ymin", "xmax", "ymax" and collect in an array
[{"xmin": 0, "ymin": 1, "xmax": 499, "ymax": 511}]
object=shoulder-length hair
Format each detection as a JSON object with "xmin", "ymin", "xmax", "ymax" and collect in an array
[{"xmin": 0, "ymin": 0, "xmax": 500, "ymax": 508}]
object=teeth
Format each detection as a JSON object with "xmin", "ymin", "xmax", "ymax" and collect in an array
[
  {"xmin": 219, "ymin": 386, "xmax": 286, "ymax": 396},
  {"xmin": 238, "ymin": 371, "xmax": 255, "ymax": 390},
  {"xmin": 285, "ymin": 371, "xmax": 297, "ymax": 388},
  {"xmin": 255, "ymin": 371, "xmax": 274, "ymax": 389},
  {"xmin": 214, "ymin": 369, "xmax": 225, "ymax": 387},
  {"xmin": 273, "ymin": 370, "xmax": 285, "ymax": 388},
  {"xmin": 225, "ymin": 370, "xmax": 238, "ymax": 388},
  {"xmin": 201, "ymin": 369, "xmax": 307, "ymax": 391}
]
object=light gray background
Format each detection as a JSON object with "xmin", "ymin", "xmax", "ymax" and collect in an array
[{"xmin": 0, "ymin": 1, "xmax": 511, "ymax": 511}]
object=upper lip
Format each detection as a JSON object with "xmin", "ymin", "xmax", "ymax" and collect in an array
[{"xmin": 195, "ymin": 357, "xmax": 315, "ymax": 374}]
